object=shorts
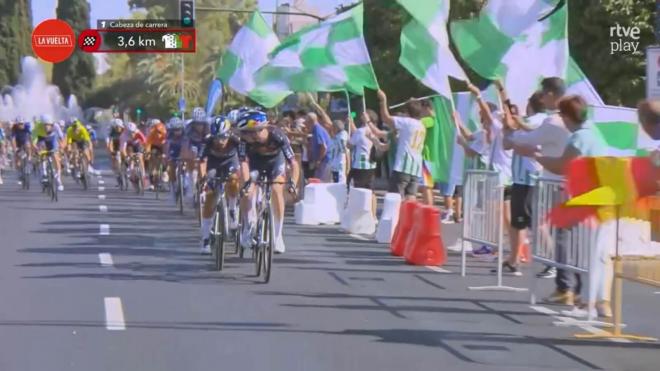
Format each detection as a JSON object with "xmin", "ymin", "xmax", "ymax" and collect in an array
[
  {"xmin": 511, "ymin": 183, "xmax": 534, "ymax": 230},
  {"xmin": 190, "ymin": 141, "xmax": 205, "ymax": 159},
  {"xmin": 75, "ymin": 141, "xmax": 90, "ymax": 151},
  {"xmin": 438, "ymin": 181, "xmax": 463, "ymax": 197},
  {"xmin": 389, "ymin": 171, "xmax": 419, "ymax": 197},
  {"xmin": 38, "ymin": 136, "xmax": 58, "ymax": 151},
  {"xmin": 168, "ymin": 143, "xmax": 182, "ymax": 160},
  {"xmin": 348, "ymin": 168, "xmax": 375, "ymax": 189},
  {"xmin": 150, "ymin": 145, "xmax": 164, "ymax": 155},
  {"xmin": 129, "ymin": 143, "xmax": 144, "ymax": 154},
  {"xmin": 503, "ymin": 185, "xmax": 512, "ymax": 201},
  {"xmin": 248, "ymin": 154, "xmax": 286, "ymax": 180}
]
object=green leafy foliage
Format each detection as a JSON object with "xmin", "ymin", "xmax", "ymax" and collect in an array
[
  {"xmin": 52, "ymin": 0, "xmax": 96, "ymax": 103},
  {"xmin": 0, "ymin": 0, "xmax": 32, "ymax": 87}
]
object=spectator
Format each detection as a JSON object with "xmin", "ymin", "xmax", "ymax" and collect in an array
[
  {"xmin": 637, "ymin": 99, "xmax": 660, "ymax": 242},
  {"xmin": 499, "ymin": 87, "xmax": 546, "ymax": 276},
  {"xmin": 377, "ymin": 90, "xmax": 426, "ymax": 200},
  {"xmin": 305, "ymin": 112, "xmax": 332, "ymax": 181},
  {"xmin": 329, "ymin": 120, "xmax": 349, "ymax": 183},
  {"xmin": 295, "ymin": 109, "xmax": 312, "ymax": 180},
  {"xmin": 509, "ymin": 77, "xmax": 571, "ymax": 280},
  {"xmin": 348, "ymin": 110, "xmax": 379, "ymax": 216},
  {"xmin": 520, "ymin": 94, "xmax": 611, "ymax": 314}
]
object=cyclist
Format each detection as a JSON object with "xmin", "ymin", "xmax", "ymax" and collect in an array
[
  {"xmin": 198, "ymin": 117, "xmax": 241, "ymax": 254},
  {"xmin": 120, "ymin": 122, "xmax": 147, "ymax": 189},
  {"xmin": 145, "ymin": 118, "xmax": 168, "ymax": 190},
  {"xmin": 33, "ymin": 114, "xmax": 64, "ymax": 191},
  {"xmin": 182, "ymin": 107, "xmax": 211, "ymax": 200},
  {"xmin": 107, "ymin": 118, "xmax": 125, "ymax": 184},
  {"xmin": 86, "ymin": 124, "xmax": 98, "ymax": 145},
  {"xmin": 66, "ymin": 119, "xmax": 93, "ymax": 180},
  {"xmin": 165, "ymin": 117, "xmax": 185, "ymax": 200},
  {"xmin": 11, "ymin": 117, "xmax": 33, "ymax": 184},
  {"xmin": 236, "ymin": 110, "xmax": 300, "ymax": 254}
]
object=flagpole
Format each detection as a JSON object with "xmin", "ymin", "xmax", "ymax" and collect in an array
[{"xmin": 388, "ymin": 94, "xmax": 440, "ymax": 109}]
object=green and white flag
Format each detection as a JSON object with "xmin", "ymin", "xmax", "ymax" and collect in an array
[
  {"xmin": 397, "ymin": 0, "xmax": 467, "ymax": 99},
  {"xmin": 590, "ymin": 106, "xmax": 654, "ymax": 156},
  {"xmin": 566, "ymin": 57, "xmax": 604, "ymax": 105},
  {"xmin": 216, "ymin": 11, "xmax": 290, "ymax": 108},
  {"xmin": 451, "ymin": 0, "xmax": 568, "ymax": 108},
  {"xmin": 255, "ymin": 4, "xmax": 378, "ymax": 95}
]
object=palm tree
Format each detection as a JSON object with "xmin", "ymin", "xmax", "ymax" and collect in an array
[{"xmin": 137, "ymin": 54, "xmax": 202, "ymax": 107}]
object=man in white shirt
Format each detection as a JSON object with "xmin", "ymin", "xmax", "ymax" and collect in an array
[{"xmin": 377, "ymin": 90, "xmax": 426, "ymax": 200}]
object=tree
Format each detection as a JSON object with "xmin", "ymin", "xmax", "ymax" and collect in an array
[
  {"xmin": 0, "ymin": 0, "xmax": 33, "ymax": 87},
  {"xmin": 568, "ymin": 0, "xmax": 655, "ymax": 106},
  {"xmin": 52, "ymin": 0, "xmax": 96, "ymax": 103}
]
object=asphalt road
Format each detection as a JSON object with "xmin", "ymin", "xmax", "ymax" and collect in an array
[{"xmin": 1, "ymin": 154, "xmax": 659, "ymax": 371}]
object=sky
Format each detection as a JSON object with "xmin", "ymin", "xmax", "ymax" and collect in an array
[{"xmin": 31, "ymin": 0, "xmax": 351, "ymax": 27}]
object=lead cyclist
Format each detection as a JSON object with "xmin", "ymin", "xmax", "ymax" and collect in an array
[{"xmin": 236, "ymin": 110, "xmax": 299, "ymax": 254}]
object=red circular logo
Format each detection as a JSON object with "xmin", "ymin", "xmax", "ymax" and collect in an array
[
  {"xmin": 31, "ymin": 19, "xmax": 75, "ymax": 63},
  {"xmin": 78, "ymin": 29, "xmax": 102, "ymax": 52}
]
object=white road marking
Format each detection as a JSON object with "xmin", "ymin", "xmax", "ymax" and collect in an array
[
  {"xmin": 98, "ymin": 253, "xmax": 114, "ymax": 267},
  {"xmin": 99, "ymin": 224, "xmax": 110, "ymax": 235},
  {"xmin": 98, "ymin": 179, "xmax": 105, "ymax": 185},
  {"xmin": 98, "ymin": 195, "xmax": 106, "ymax": 200},
  {"xmin": 349, "ymin": 234, "xmax": 371, "ymax": 241},
  {"xmin": 99, "ymin": 205, "xmax": 108, "ymax": 212},
  {"xmin": 98, "ymin": 186, "xmax": 105, "ymax": 192},
  {"xmin": 655, "ymin": 291, "xmax": 660, "ymax": 295},
  {"xmin": 104, "ymin": 297, "xmax": 126, "ymax": 330},
  {"xmin": 530, "ymin": 305, "xmax": 631, "ymax": 343},
  {"xmin": 425, "ymin": 266, "xmax": 452, "ymax": 274}
]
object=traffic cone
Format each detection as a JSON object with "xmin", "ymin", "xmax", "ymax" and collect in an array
[
  {"xmin": 402, "ymin": 205, "xmax": 426, "ymax": 258},
  {"xmin": 404, "ymin": 205, "xmax": 446, "ymax": 266},
  {"xmin": 390, "ymin": 200, "xmax": 417, "ymax": 256}
]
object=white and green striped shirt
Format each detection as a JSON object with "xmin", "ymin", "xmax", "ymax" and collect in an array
[
  {"xmin": 392, "ymin": 116, "xmax": 425, "ymax": 177},
  {"xmin": 349, "ymin": 127, "xmax": 376, "ymax": 170}
]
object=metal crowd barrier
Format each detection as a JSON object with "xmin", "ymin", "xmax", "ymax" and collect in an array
[{"xmin": 460, "ymin": 170, "xmax": 527, "ymax": 292}]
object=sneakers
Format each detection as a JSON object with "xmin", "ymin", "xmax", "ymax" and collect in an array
[
  {"xmin": 536, "ymin": 266, "xmax": 557, "ymax": 279},
  {"xmin": 471, "ymin": 246, "xmax": 495, "ymax": 261},
  {"xmin": 543, "ymin": 290, "xmax": 574, "ymax": 306},
  {"xmin": 274, "ymin": 235, "xmax": 285, "ymax": 254},
  {"xmin": 491, "ymin": 262, "xmax": 522, "ymax": 276},
  {"xmin": 596, "ymin": 300, "xmax": 613, "ymax": 318},
  {"xmin": 0, "ymin": 176, "xmax": 3, "ymax": 185},
  {"xmin": 57, "ymin": 185, "xmax": 64, "ymax": 191},
  {"xmin": 200, "ymin": 239, "xmax": 211, "ymax": 255},
  {"xmin": 240, "ymin": 222, "xmax": 255, "ymax": 250},
  {"xmin": 228, "ymin": 208, "xmax": 239, "ymax": 230},
  {"xmin": 441, "ymin": 210, "xmax": 455, "ymax": 224}
]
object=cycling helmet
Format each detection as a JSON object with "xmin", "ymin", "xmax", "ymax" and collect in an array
[
  {"xmin": 15, "ymin": 116, "xmax": 25, "ymax": 124},
  {"xmin": 212, "ymin": 116, "xmax": 231, "ymax": 137},
  {"xmin": 147, "ymin": 118, "xmax": 161, "ymax": 127},
  {"xmin": 191, "ymin": 107, "xmax": 207, "ymax": 123},
  {"xmin": 167, "ymin": 117, "xmax": 184, "ymax": 130},
  {"xmin": 227, "ymin": 109, "xmax": 241, "ymax": 125},
  {"xmin": 40, "ymin": 114, "xmax": 54, "ymax": 124},
  {"xmin": 236, "ymin": 110, "xmax": 268, "ymax": 131},
  {"xmin": 111, "ymin": 118, "xmax": 124, "ymax": 128},
  {"xmin": 127, "ymin": 122, "xmax": 138, "ymax": 133}
]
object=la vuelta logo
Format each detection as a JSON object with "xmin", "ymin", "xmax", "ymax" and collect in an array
[
  {"xmin": 609, "ymin": 23, "xmax": 641, "ymax": 55},
  {"xmin": 31, "ymin": 19, "xmax": 76, "ymax": 63}
]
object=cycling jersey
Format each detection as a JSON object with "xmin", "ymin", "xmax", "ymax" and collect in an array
[
  {"xmin": 33, "ymin": 122, "xmax": 60, "ymax": 151},
  {"xmin": 120, "ymin": 130, "xmax": 147, "ymax": 153},
  {"xmin": 167, "ymin": 132, "xmax": 184, "ymax": 160},
  {"xmin": 107, "ymin": 127, "xmax": 123, "ymax": 152},
  {"xmin": 238, "ymin": 126, "xmax": 295, "ymax": 179},
  {"xmin": 147, "ymin": 123, "xmax": 168, "ymax": 148},
  {"xmin": 11, "ymin": 125, "xmax": 31, "ymax": 147},
  {"xmin": 66, "ymin": 124, "xmax": 91, "ymax": 144},
  {"xmin": 202, "ymin": 134, "xmax": 241, "ymax": 178}
]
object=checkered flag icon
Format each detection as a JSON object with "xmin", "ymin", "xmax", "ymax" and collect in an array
[{"xmin": 82, "ymin": 36, "xmax": 97, "ymax": 46}]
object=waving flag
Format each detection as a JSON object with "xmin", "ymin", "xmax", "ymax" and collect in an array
[
  {"xmin": 451, "ymin": 0, "xmax": 568, "ymax": 108},
  {"xmin": 397, "ymin": 0, "xmax": 468, "ymax": 100},
  {"xmin": 205, "ymin": 79, "xmax": 223, "ymax": 116},
  {"xmin": 589, "ymin": 105, "xmax": 655, "ymax": 156},
  {"xmin": 256, "ymin": 4, "xmax": 378, "ymax": 95},
  {"xmin": 216, "ymin": 11, "xmax": 290, "ymax": 107},
  {"xmin": 566, "ymin": 57, "xmax": 604, "ymax": 105}
]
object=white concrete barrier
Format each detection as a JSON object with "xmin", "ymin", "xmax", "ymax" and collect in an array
[
  {"xmin": 341, "ymin": 187, "xmax": 376, "ymax": 235},
  {"xmin": 295, "ymin": 183, "xmax": 345, "ymax": 225},
  {"xmin": 375, "ymin": 193, "xmax": 401, "ymax": 243}
]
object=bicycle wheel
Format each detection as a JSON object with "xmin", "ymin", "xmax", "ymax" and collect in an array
[
  {"xmin": 155, "ymin": 164, "xmax": 162, "ymax": 200},
  {"xmin": 80, "ymin": 156, "xmax": 88, "ymax": 190},
  {"xmin": 22, "ymin": 162, "xmax": 30, "ymax": 190},
  {"xmin": 262, "ymin": 205, "xmax": 274, "ymax": 283},
  {"xmin": 177, "ymin": 170, "xmax": 185, "ymax": 214},
  {"xmin": 136, "ymin": 165, "xmax": 144, "ymax": 195},
  {"xmin": 214, "ymin": 200, "xmax": 227, "ymax": 271},
  {"xmin": 49, "ymin": 161, "xmax": 58, "ymax": 202}
]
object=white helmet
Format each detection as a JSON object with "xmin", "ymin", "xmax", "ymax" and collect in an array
[
  {"xmin": 40, "ymin": 114, "xmax": 54, "ymax": 124},
  {"xmin": 168, "ymin": 117, "xmax": 184, "ymax": 130},
  {"xmin": 191, "ymin": 107, "xmax": 207, "ymax": 123},
  {"xmin": 147, "ymin": 118, "xmax": 161, "ymax": 127},
  {"xmin": 112, "ymin": 118, "xmax": 124, "ymax": 128},
  {"xmin": 127, "ymin": 122, "xmax": 138, "ymax": 132}
]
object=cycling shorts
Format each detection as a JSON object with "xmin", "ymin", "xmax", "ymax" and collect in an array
[
  {"xmin": 189, "ymin": 140, "xmax": 205, "ymax": 159},
  {"xmin": 38, "ymin": 136, "xmax": 58, "ymax": 151},
  {"xmin": 248, "ymin": 153, "xmax": 286, "ymax": 181},
  {"xmin": 75, "ymin": 140, "xmax": 90, "ymax": 151},
  {"xmin": 128, "ymin": 142, "xmax": 144, "ymax": 154}
]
